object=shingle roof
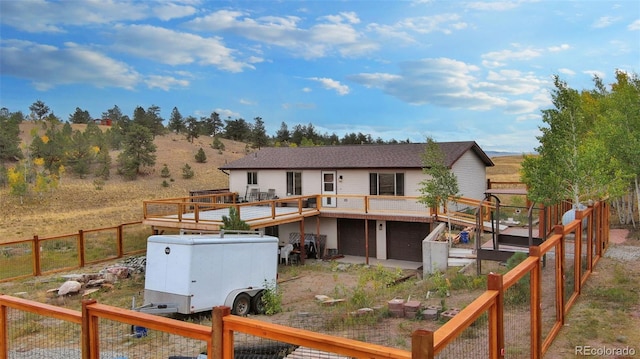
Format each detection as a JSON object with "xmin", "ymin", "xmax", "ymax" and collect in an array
[{"xmin": 219, "ymin": 141, "xmax": 494, "ymax": 170}]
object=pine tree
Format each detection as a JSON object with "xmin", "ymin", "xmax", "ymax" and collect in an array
[
  {"xmin": 182, "ymin": 163, "xmax": 194, "ymax": 179},
  {"xmin": 221, "ymin": 207, "xmax": 250, "ymax": 230},
  {"xmin": 195, "ymin": 148, "xmax": 207, "ymax": 163}
]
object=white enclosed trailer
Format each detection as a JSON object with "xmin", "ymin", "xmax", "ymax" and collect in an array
[{"xmin": 140, "ymin": 232, "xmax": 278, "ymax": 315}]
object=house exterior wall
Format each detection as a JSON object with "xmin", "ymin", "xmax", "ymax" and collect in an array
[{"xmin": 450, "ymin": 151, "xmax": 488, "ymax": 200}]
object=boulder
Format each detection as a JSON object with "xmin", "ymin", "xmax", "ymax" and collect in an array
[{"xmin": 58, "ymin": 281, "xmax": 82, "ymax": 296}]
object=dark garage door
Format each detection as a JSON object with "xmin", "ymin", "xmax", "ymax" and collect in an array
[
  {"xmin": 337, "ymin": 219, "xmax": 377, "ymax": 257},
  {"xmin": 386, "ymin": 221, "xmax": 430, "ymax": 262}
]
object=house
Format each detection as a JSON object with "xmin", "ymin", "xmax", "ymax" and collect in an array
[{"xmin": 218, "ymin": 142, "xmax": 494, "ymax": 262}]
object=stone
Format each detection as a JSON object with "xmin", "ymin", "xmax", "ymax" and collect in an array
[
  {"xmin": 105, "ymin": 266, "xmax": 129, "ymax": 279},
  {"xmin": 58, "ymin": 281, "xmax": 82, "ymax": 296},
  {"xmin": 86, "ymin": 279, "xmax": 107, "ymax": 287},
  {"xmin": 422, "ymin": 308, "xmax": 438, "ymax": 320}
]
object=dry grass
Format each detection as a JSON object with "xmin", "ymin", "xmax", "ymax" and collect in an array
[
  {"xmin": 486, "ymin": 155, "xmax": 525, "ymax": 182},
  {"xmin": 1, "ymin": 123, "xmax": 248, "ymax": 241}
]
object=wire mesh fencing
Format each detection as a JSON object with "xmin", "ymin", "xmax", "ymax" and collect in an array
[
  {"xmin": 5, "ymin": 306, "xmax": 81, "ymax": 359},
  {"xmin": 435, "ymin": 312, "xmax": 489, "ymax": 359},
  {"xmin": 40, "ymin": 235, "xmax": 79, "ymax": 274},
  {"xmin": 122, "ymin": 222, "xmax": 151, "ymax": 254},
  {"xmin": 84, "ymin": 228, "xmax": 119, "ymax": 264},
  {"xmin": 0, "ymin": 241, "xmax": 33, "ymax": 281},
  {"xmin": 540, "ymin": 250, "xmax": 558, "ymax": 342},
  {"xmin": 503, "ymin": 272, "xmax": 532, "ymax": 358},
  {"xmin": 97, "ymin": 318, "xmax": 208, "ymax": 359}
]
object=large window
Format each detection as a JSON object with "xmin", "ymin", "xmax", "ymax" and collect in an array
[
  {"xmin": 286, "ymin": 172, "xmax": 302, "ymax": 195},
  {"xmin": 370, "ymin": 173, "xmax": 404, "ymax": 196},
  {"xmin": 247, "ymin": 171, "xmax": 258, "ymax": 185}
]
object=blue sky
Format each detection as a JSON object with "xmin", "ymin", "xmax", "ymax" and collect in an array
[{"xmin": 1, "ymin": 1, "xmax": 638, "ymax": 153}]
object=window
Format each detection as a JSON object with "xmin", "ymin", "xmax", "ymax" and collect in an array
[
  {"xmin": 286, "ymin": 171, "xmax": 302, "ymax": 195},
  {"xmin": 370, "ymin": 172, "xmax": 404, "ymax": 196},
  {"xmin": 247, "ymin": 172, "xmax": 258, "ymax": 185}
]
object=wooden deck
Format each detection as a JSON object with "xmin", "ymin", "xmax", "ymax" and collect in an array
[{"xmin": 142, "ymin": 193, "xmax": 490, "ymax": 232}]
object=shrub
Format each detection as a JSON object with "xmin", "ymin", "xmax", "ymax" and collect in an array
[
  {"xmin": 211, "ymin": 136, "xmax": 225, "ymax": 151},
  {"xmin": 261, "ymin": 280, "xmax": 282, "ymax": 315},
  {"xmin": 181, "ymin": 163, "xmax": 194, "ymax": 179},
  {"xmin": 160, "ymin": 164, "xmax": 171, "ymax": 178},
  {"xmin": 195, "ymin": 148, "xmax": 207, "ymax": 163}
]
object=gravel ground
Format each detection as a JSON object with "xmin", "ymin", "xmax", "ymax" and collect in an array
[
  {"xmin": 604, "ymin": 228, "xmax": 640, "ymax": 261},
  {"xmin": 604, "ymin": 245, "xmax": 640, "ymax": 261}
]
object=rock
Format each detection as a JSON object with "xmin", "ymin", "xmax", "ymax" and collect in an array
[
  {"xmin": 61, "ymin": 274, "xmax": 86, "ymax": 281},
  {"xmin": 315, "ymin": 294, "xmax": 331, "ymax": 302},
  {"xmin": 105, "ymin": 266, "xmax": 129, "ymax": 279},
  {"xmin": 58, "ymin": 281, "xmax": 82, "ymax": 296},
  {"xmin": 86, "ymin": 279, "xmax": 107, "ymax": 287}
]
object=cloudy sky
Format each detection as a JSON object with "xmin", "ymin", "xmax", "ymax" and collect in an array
[{"xmin": 1, "ymin": 0, "xmax": 638, "ymax": 153}]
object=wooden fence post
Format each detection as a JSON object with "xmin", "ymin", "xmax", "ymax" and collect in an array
[
  {"xmin": 553, "ymin": 225, "xmax": 565, "ymax": 325},
  {"xmin": 81, "ymin": 299, "xmax": 98, "ymax": 359},
  {"xmin": 32, "ymin": 235, "xmax": 41, "ymax": 277},
  {"xmin": 411, "ymin": 329, "xmax": 433, "ymax": 359},
  {"xmin": 574, "ymin": 210, "xmax": 584, "ymax": 295},
  {"xmin": 212, "ymin": 306, "xmax": 230, "ymax": 359},
  {"xmin": 117, "ymin": 225, "xmax": 124, "ymax": 258},
  {"xmin": 0, "ymin": 299, "xmax": 7, "ymax": 359},
  {"xmin": 78, "ymin": 230, "xmax": 86, "ymax": 268},
  {"xmin": 487, "ymin": 273, "xmax": 504, "ymax": 359},
  {"xmin": 529, "ymin": 246, "xmax": 542, "ymax": 359}
]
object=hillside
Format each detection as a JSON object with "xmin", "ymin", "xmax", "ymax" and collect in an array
[
  {"xmin": 0, "ymin": 123, "xmax": 248, "ymax": 241},
  {"xmin": 1, "ymin": 123, "xmax": 524, "ymax": 242}
]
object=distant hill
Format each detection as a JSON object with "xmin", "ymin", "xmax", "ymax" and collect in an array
[{"xmin": 486, "ymin": 151, "xmax": 527, "ymax": 157}]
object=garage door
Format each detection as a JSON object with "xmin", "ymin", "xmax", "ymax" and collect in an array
[
  {"xmin": 337, "ymin": 219, "xmax": 377, "ymax": 257},
  {"xmin": 386, "ymin": 221, "xmax": 430, "ymax": 261}
]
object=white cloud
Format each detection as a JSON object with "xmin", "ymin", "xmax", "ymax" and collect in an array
[
  {"xmin": 465, "ymin": 1, "xmax": 520, "ymax": 11},
  {"xmin": 110, "ymin": 24, "xmax": 252, "ymax": 72},
  {"xmin": 214, "ymin": 108, "xmax": 240, "ymax": 119},
  {"xmin": 0, "ymin": 39, "xmax": 139, "ymax": 90},
  {"xmin": 308, "ymin": 77, "xmax": 350, "ymax": 95},
  {"xmin": 593, "ymin": 16, "xmax": 621, "ymax": 28},
  {"xmin": 558, "ymin": 68, "xmax": 576, "ymax": 76},
  {"xmin": 0, "ymin": 0, "xmax": 163, "ymax": 33},
  {"xmin": 368, "ymin": 13, "xmax": 467, "ymax": 45},
  {"xmin": 482, "ymin": 47, "xmax": 542, "ymax": 65},
  {"xmin": 186, "ymin": 9, "xmax": 377, "ymax": 59},
  {"xmin": 350, "ymin": 58, "xmax": 550, "ymax": 117},
  {"xmin": 153, "ymin": 2, "xmax": 197, "ymax": 21},
  {"xmin": 145, "ymin": 75, "xmax": 189, "ymax": 90},
  {"xmin": 239, "ymin": 98, "xmax": 256, "ymax": 105},
  {"xmin": 547, "ymin": 44, "xmax": 570, "ymax": 52},
  {"xmin": 583, "ymin": 70, "xmax": 606, "ymax": 79},
  {"xmin": 629, "ymin": 19, "xmax": 640, "ymax": 30},
  {"xmin": 350, "ymin": 57, "xmax": 506, "ymax": 110}
]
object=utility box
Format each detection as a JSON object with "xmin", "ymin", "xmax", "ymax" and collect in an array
[{"xmin": 140, "ymin": 232, "xmax": 278, "ymax": 316}]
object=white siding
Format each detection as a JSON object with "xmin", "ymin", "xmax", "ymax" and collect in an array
[
  {"xmin": 451, "ymin": 151, "xmax": 487, "ymax": 200},
  {"xmin": 228, "ymin": 149, "xmax": 487, "ymax": 202}
]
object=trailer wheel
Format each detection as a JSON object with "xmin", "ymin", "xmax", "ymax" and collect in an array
[
  {"xmin": 251, "ymin": 290, "xmax": 266, "ymax": 314},
  {"xmin": 232, "ymin": 293, "xmax": 251, "ymax": 316}
]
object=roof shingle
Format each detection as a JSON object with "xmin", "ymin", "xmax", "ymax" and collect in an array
[{"xmin": 219, "ymin": 141, "xmax": 493, "ymax": 170}]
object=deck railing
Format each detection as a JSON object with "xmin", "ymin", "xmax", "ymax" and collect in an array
[
  {"xmin": 1, "ymin": 200, "xmax": 610, "ymax": 359},
  {"xmin": 142, "ymin": 192, "xmax": 493, "ymax": 230}
]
